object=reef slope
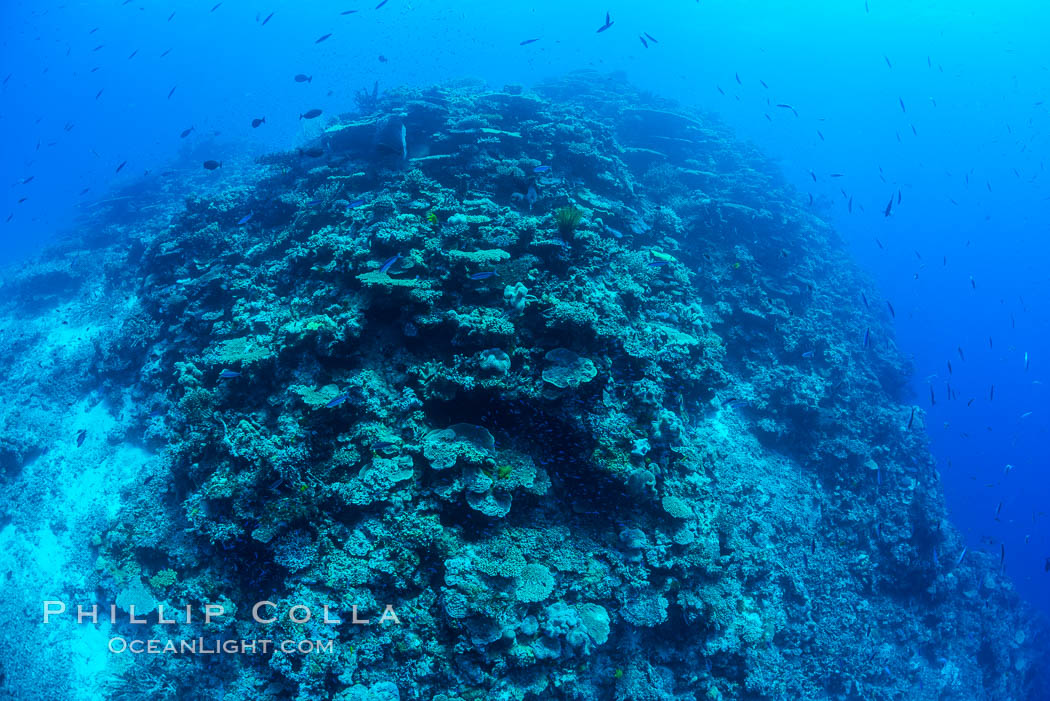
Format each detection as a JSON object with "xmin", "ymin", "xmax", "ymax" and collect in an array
[{"xmin": 0, "ymin": 73, "xmax": 1046, "ymax": 701}]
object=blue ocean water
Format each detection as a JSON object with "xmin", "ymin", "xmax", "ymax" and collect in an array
[{"xmin": 2, "ymin": 1, "xmax": 1048, "ymax": 699}]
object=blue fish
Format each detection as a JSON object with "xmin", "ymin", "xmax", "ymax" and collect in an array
[
  {"xmin": 237, "ymin": 210, "xmax": 253, "ymax": 225},
  {"xmin": 347, "ymin": 198, "xmax": 366, "ymax": 208},
  {"xmin": 326, "ymin": 392, "xmax": 350, "ymax": 409},
  {"xmin": 470, "ymin": 271, "xmax": 497, "ymax": 280},
  {"xmin": 648, "ymin": 260, "xmax": 669, "ymax": 268},
  {"xmin": 379, "ymin": 253, "xmax": 401, "ymax": 274},
  {"xmin": 219, "ymin": 369, "xmax": 241, "ymax": 379},
  {"xmin": 801, "ymin": 351, "xmax": 814, "ymax": 358},
  {"xmin": 533, "ymin": 165, "xmax": 551, "ymax": 173},
  {"xmin": 863, "ymin": 327, "xmax": 870, "ymax": 348},
  {"xmin": 306, "ymin": 199, "xmax": 322, "ymax": 206},
  {"xmin": 75, "ymin": 429, "xmax": 87, "ymax": 447},
  {"xmin": 726, "ymin": 399, "xmax": 749, "ymax": 409}
]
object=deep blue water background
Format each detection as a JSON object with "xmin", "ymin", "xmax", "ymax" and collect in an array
[{"xmin": 3, "ymin": 0, "xmax": 1047, "ymax": 618}]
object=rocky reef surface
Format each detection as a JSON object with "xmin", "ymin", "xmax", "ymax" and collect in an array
[{"xmin": 0, "ymin": 72, "xmax": 1046, "ymax": 700}]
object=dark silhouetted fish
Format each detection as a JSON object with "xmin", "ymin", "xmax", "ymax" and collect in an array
[
  {"xmin": 168, "ymin": 86, "xmax": 177, "ymax": 99},
  {"xmin": 252, "ymin": 117, "xmax": 266, "ymax": 128},
  {"xmin": 299, "ymin": 147, "xmax": 325, "ymax": 158},
  {"xmin": 316, "ymin": 33, "xmax": 332, "ymax": 43},
  {"xmin": 520, "ymin": 38, "xmax": 539, "ymax": 45},
  {"xmin": 203, "ymin": 160, "xmax": 222, "ymax": 170},
  {"xmin": 180, "ymin": 126, "xmax": 194, "ymax": 138},
  {"xmin": 300, "ymin": 109, "xmax": 322, "ymax": 119},
  {"xmin": 115, "ymin": 160, "xmax": 127, "ymax": 173},
  {"xmin": 597, "ymin": 12, "xmax": 613, "ymax": 33},
  {"xmin": 261, "ymin": 11, "xmax": 274, "ymax": 25},
  {"xmin": 295, "ymin": 74, "xmax": 312, "ymax": 83}
]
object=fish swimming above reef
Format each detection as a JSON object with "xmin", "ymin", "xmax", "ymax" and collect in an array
[
  {"xmin": 203, "ymin": 160, "xmax": 222, "ymax": 170},
  {"xmin": 219, "ymin": 369, "xmax": 241, "ymax": 378},
  {"xmin": 326, "ymin": 392, "xmax": 350, "ymax": 409},
  {"xmin": 300, "ymin": 109, "xmax": 323, "ymax": 120},
  {"xmin": 180, "ymin": 126, "xmax": 195, "ymax": 138},
  {"xmin": 379, "ymin": 253, "xmax": 402, "ymax": 274}
]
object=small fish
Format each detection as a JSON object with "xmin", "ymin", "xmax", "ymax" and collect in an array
[
  {"xmin": 776, "ymin": 104, "xmax": 798, "ymax": 117},
  {"xmin": 519, "ymin": 38, "xmax": 540, "ymax": 46},
  {"xmin": 726, "ymin": 398, "xmax": 749, "ymax": 409},
  {"xmin": 251, "ymin": 117, "xmax": 266, "ymax": 128},
  {"xmin": 160, "ymin": 48, "xmax": 172, "ymax": 57},
  {"xmin": 300, "ymin": 109, "xmax": 322, "ymax": 120},
  {"xmin": 95, "ymin": 89, "xmax": 104, "ymax": 100},
  {"xmin": 639, "ymin": 35, "xmax": 649, "ymax": 49},
  {"xmin": 930, "ymin": 386, "xmax": 936, "ymax": 406},
  {"xmin": 907, "ymin": 407, "xmax": 915, "ymax": 430},
  {"xmin": 294, "ymin": 74, "xmax": 312, "ymax": 83},
  {"xmin": 115, "ymin": 160, "xmax": 127, "ymax": 173},
  {"xmin": 21, "ymin": 176, "xmax": 34, "ymax": 184},
  {"xmin": 326, "ymin": 392, "xmax": 350, "ymax": 409},
  {"xmin": 887, "ymin": 301, "xmax": 895, "ymax": 318},
  {"xmin": 947, "ymin": 361, "xmax": 953, "ymax": 375},
  {"xmin": 1024, "ymin": 351, "xmax": 1029, "ymax": 371},
  {"xmin": 989, "ymin": 385, "xmax": 995, "ymax": 401},
  {"xmin": 299, "ymin": 146, "xmax": 325, "ymax": 158},
  {"xmin": 596, "ymin": 11, "xmax": 614, "ymax": 33},
  {"xmin": 647, "ymin": 261, "xmax": 669, "ymax": 268},
  {"xmin": 305, "ymin": 199, "xmax": 323, "ymax": 206},
  {"xmin": 955, "ymin": 547, "xmax": 967, "ymax": 567},
  {"xmin": 380, "ymin": 253, "xmax": 402, "ymax": 274},
  {"xmin": 261, "ymin": 11, "xmax": 275, "ymax": 25},
  {"xmin": 219, "ymin": 369, "xmax": 241, "ymax": 379},
  {"xmin": 341, "ymin": 10, "xmax": 359, "ymax": 15},
  {"xmin": 347, "ymin": 198, "xmax": 366, "ymax": 208},
  {"xmin": 967, "ymin": 398, "xmax": 975, "ymax": 407},
  {"xmin": 470, "ymin": 271, "xmax": 497, "ymax": 280},
  {"xmin": 899, "ymin": 97, "xmax": 906, "ymax": 113},
  {"xmin": 211, "ymin": 2, "xmax": 222, "ymax": 11},
  {"xmin": 801, "ymin": 351, "xmax": 814, "ymax": 358},
  {"xmin": 957, "ymin": 346, "xmax": 965, "ymax": 361},
  {"xmin": 644, "ymin": 32, "xmax": 659, "ymax": 43},
  {"xmin": 533, "ymin": 165, "xmax": 551, "ymax": 173},
  {"xmin": 203, "ymin": 160, "xmax": 222, "ymax": 170},
  {"xmin": 315, "ymin": 33, "xmax": 333, "ymax": 44},
  {"xmin": 817, "ymin": 130, "xmax": 824, "ymax": 141},
  {"xmin": 970, "ymin": 276, "xmax": 976, "ymax": 289},
  {"xmin": 863, "ymin": 327, "xmax": 870, "ymax": 348},
  {"xmin": 75, "ymin": 429, "xmax": 87, "ymax": 447},
  {"xmin": 378, "ymin": 55, "xmax": 388, "ymax": 63},
  {"xmin": 861, "ymin": 293, "xmax": 869, "ymax": 309},
  {"xmin": 128, "ymin": 49, "xmax": 138, "ymax": 60},
  {"xmin": 237, "ymin": 211, "xmax": 254, "ymax": 226},
  {"xmin": 884, "ymin": 55, "xmax": 892, "ymax": 68},
  {"xmin": 848, "ymin": 196, "xmax": 853, "ymax": 213},
  {"xmin": 168, "ymin": 85, "xmax": 177, "ymax": 99},
  {"xmin": 180, "ymin": 126, "xmax": 195, "ymax": 138},
  {"xmin": 884, "ymin": 197, "xmax": 893, "ymax": 217},
  {"xmin": 375, "ymin": 0, "xmax": 388, "ymax": 7}
]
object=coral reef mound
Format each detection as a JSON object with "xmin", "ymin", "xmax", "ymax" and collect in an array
[{"xmin": 0, "ymin": 72, "xmax": 1046, "ymax": 701}]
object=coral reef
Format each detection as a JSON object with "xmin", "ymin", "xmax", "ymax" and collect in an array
[{"xmin": 0, "ymin": 72, "xmax": 1046, "ymax": 701}]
